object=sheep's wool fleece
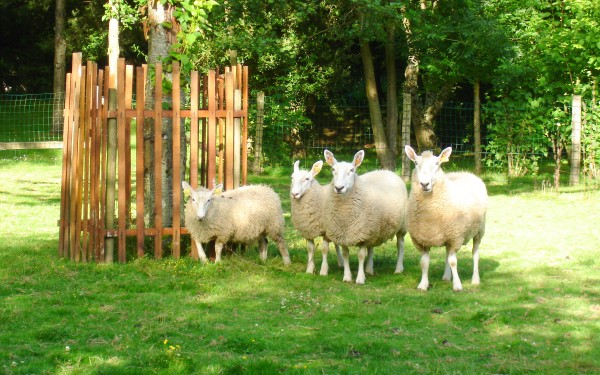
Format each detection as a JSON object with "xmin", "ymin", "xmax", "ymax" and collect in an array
[
  {"xmin": 185, "ymin": 185, "xmax": 285, "ymax": 245},
  {"xmin": 407, "ymin": 171, "xmax": 487, "ymax": 249},
  {"xmin": 324, "ymin": 170, "xmax": 406, "ymax": 248},
  {"xmin": 290, "ymin": 181, "xmax": 329, "ymax": 240}
]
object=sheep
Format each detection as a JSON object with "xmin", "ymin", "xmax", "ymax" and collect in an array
[
  {"xmin": 290, "ymin": 160, "xmax": 344, "ymax": 275},
  {"xmin": 322, "ymin": 149, "xmax": 408, "ymax": 284},
  {"xmin": 404, "ymin": 145, "xmax": 488, "ymax": 292},
  {"xmin": 182, "ymin": 181, "xmax": 291, "ymax": 265}
]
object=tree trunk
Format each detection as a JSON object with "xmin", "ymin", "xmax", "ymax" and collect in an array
[
  {"xmin": 360, "ymin": 40, "xmax": 395, "ymax": 170},
  {"xmin": 107, "ymin": 0, "xmax": 120, "ymax": 88},
  {"xmin": 385, "ymin": 21, "xmax": 398, "ymax": 159},
  {"xmin": 144, "ymin": 1, "xmax": 172, "ymax": 227},
  {"xmin": 473, "ymin": 80, "xmax": 482, "ymax": 175},
  {"xmin": 52, "ymin": 0, "xmax": 66, "ymax": 134}
]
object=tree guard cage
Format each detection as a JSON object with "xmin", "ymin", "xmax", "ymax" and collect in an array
[{"xmin": 59, "ymin": 52, "xmax": 249, "ymax": 263}]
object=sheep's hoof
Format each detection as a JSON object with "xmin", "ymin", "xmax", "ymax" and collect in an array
[
  {"xmin": 319, "ymin": 266, "xmax": 329, "ymax": 276},
  {"xmin": 417, "ymin": 283, "xmax": 429, "ymax": 292},
  {"xmin": 394, "ymin": 267, "xmax": 404, "ymax": 274},
  {"xmin": 343, "ymin": 275, "xmax": 353, "ymax": 283},
  {"xmin": 355, "ymin": 276, "xmax": 366, "ymax": 285},
  {"xmin": 306, "ymin": 264, "xmax": 315, "ymax": 274},
  {"xmin": 472, "ymin": 276, "xmax": 480, "ymax": 285},
  {"xmin": 453, "ymin": 284, "xmax": 464, "ymax": 292}
]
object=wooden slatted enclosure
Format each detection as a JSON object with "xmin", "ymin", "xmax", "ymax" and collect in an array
[{"xmin": 59, "ymin": 53, "xmax": 249, "ymax": 263}]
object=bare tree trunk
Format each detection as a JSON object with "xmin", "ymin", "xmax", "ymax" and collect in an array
[
  {"xmin": 52, "ymin": 0, "xmax": 66, "ymax": 134},
  {"xmin": 107, "ymin": 0, "xmax": 120, "ymax": 88},
  {"xmin": 360, "ymin": 40, "xmax": 395, "ymax": 170},
  {"xmin": 473, "ymin": 80, "xmax": 482, "ymax": 175},
  {"xmin": 385, "ymin": 21, "xmax": 398, "ymax": 159},
  {"xmin": 144, "ymin": 1, "xmax": 172, "ymax": 227}
]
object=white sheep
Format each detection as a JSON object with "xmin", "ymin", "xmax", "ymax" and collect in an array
[
  {"xmin": 323, "ymin": 149, "xmax": 408, "ymax": 284},
  {"xmin": 404, "ymin": 145, "xmax": 488, "ymax": 292},
  {"xmin": 290, "ymin": 160, "xmax": 344, "ymax": 275},
  {"xmin": 182, "ymin": 181, "xmax": 291, "ymax": 265}
]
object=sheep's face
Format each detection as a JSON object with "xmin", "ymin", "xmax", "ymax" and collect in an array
[
  {"xmin": 291, "ymin": 160, "xmax": 323, "ymax": 199},
  {"xmin": 405, "ymin": 146, "xmax": 452, "ymax": 194},
  {"xmin": 325, "ymin": 149, "xmax": 364, "ymax": 195},
  {"xmin": 182, "ymin": 182, "xmax": 222, "ymax": 221}
]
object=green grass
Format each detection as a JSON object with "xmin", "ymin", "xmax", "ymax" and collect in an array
[{"xmin": 1, "ymin": 151, "xmax": 600, "ymax": 374}]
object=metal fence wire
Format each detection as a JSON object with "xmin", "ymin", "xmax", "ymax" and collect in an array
[{"xmin": 0, "ymin": 93, "xmax": 64, "ymax": 143}]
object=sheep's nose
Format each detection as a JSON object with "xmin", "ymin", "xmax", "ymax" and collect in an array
[
  {"xmin": 334, "ymin": 185, "xmax": 344, "ymax": 193},
  {"xmin": 420, "ymin": 182, "xmax": 430, "ymax": 191}
]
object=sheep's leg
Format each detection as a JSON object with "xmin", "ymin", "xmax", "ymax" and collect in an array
[
  {"xmin": 447, "ymin": 250, "xmax": 463, "ymax": 292},
  {"xmin": 319, "ymin": 239, "xmax": 330, "ymax": 276},
  {"xmin": 471, "ymin": 234, "xmax": 482, "ymax": 285},
  {"xmin": 442, "ymin": 249, "xmax": 453, "ymax": 281},
  {"xmin": 306, "ymin": 239, "xmax": 316, "ymax": 274},
  {"xmin": 365, "ymin": 247, "xmax": 374, "ymax": 275},
  {"xmin": 395, "ymin": 234, "xmax": 405, "ymax": 274},
  {"xmin": 356, "ymin": 247, "xmax": 367, "ymax": 284},
  {"xmin": 334, "ymin": 243, "xmax": 344, "ymax": 267},
  {"xmin": 342, "ymin": 246, "xmax": 352, "ymax": 282},
  {"xmin": 417, "ymin": 246, "xmax": 431, "ymax": 291},
  {"xmin": 194, "ymin": 240, "xmax": 208, "ymax": 264},
  {"xmin": 275, "ymin": 236, "xmax": 292, "ymax": 266},
  {"xmin": 215, "ymin": 242, "xmax": 224, "ymax": 263},
  {"xmin": 258, "ymin": 236, "xmax": 268, "ymax": 261}
]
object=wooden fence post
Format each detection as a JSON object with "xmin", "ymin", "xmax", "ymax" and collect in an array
[
  {"xmin": 252, "ymin": 92, "xmax": 264, "ymax": 174},
  {"xmin": 105, "ymin": 88, "xmax": 118, "ymax": 263},
  {"xmin": 401, "ymin": 93, "xmax": 412, "ymax": 182},
  {"xmin": 570, "ymin": 95, "xmax": 582, "ymax": 186}
]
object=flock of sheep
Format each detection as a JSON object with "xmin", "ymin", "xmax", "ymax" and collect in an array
[{"xmin": 182, "ymin": 146, "xmax": 488, "ymax": 292}]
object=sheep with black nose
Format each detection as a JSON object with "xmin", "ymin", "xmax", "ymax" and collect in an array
[
  {"xmin": 182, "ymin": 181, "xmax": 291, "ymax": 265},
  {"xmin": 290, "ymin": 160, "xmax": 343, "ymax": 275},
  {"xmin": 322, "ymin": 149, "xmax": 408, "ymax": 284},
  {"xmin": 405, "ymin": 145, "xmax": 488, "ymax": 292}
]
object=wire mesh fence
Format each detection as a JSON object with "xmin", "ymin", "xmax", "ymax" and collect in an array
[{"xmin": 0, "ymin": 93, "xmax": 64, "ymax": 144}]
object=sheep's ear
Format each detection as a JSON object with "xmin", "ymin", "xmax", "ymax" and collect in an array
[
  {"xmin": 405, "ymin": 145, "xmax": 417, "ymax": 162},
  {"xmin": 311, "ymin": 160, "xmax": 323, "ymax": 176},
  {"xmin": 182, "ymin": 181, "xmax": 192, "ymax": 193},
  {"xmin": 293, "ymin": 160, "xmax": 300, "ymax": 172},
  {"xmin": 324, "ymin": 149, "xmax": 336, "ymax": 166},
  {"xmin": 353, "ymin": 150, "xmax": 364, "ymax": 168},
  {"xmin": 439, "ymin": 147, "xmax": 452, "ymax": 163},
  {"xmin": 212, "ymin": 183, "xmax": 223, "ymax": 195}
]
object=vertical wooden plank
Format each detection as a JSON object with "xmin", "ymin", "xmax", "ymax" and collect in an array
[
  {"xmin": 200, "ymin": 74, "xmax": 208, "ymax": 188},
  {"xmin": 117, "ymin": 58, "xmax": 128, "ymax": 263},
  {"xmin": 570, "ymin": 95, "xmax": 582, "ymax": 186},
  {"xmin": 81, "ymin": 61, "xmax": 94, "ymax": 261},
  {"xmin": 154, "ymin": 63, "xmax": 163, "ymax": 258},
  {"xmin": 172, "ymin": 61, "xmax": 181, "ymax": 259},
  {"xmin": 73, "ymin": 64, "xmax": 87, "ymax": 262},
  {"xmin": 207, "ymin": 70, "xmax": 217, "ymax": 188},
  {"xmin": 233, "ymin": 88, "xmax": 241, "ymax": 189},
  {"xmin": 125, "ymin": 65, "xmax": 134, "ymax": 221},
  {"xmin": 90, "ymin": 66, "xmax": 102, "ymax": 261},
  {"xmin": 135, "ymin": 66, "xmax": 146, "ymax": 258},
  {"xmin": 105, "ymin": 87, "xmax": 118, "ymax": 263},
  {"xmin": 59, "ymin": 71, "xmax": 73, "ymax": 257},
  {"xmin": 67, "ymin": 54, "xmax": 83, "ymax": 260},
  {"xmin": 189, "ymin": 71, "xmax": 199, "ymax": 260},
  {"xmin": 401, "ymin": 93, "xmax": 412, "ymax": 183},
  {"xmin": 217, "ymin": 73, "xmax": 225, "ymax": 186},
  {"xmin": 225, "ymin": 71, "xmax": 235, "ymax": 190},
  {"xmin": 99, "ymin": 67, "xmax": 110, "ymax": 262},
  {"xmin": 241, "ymin": 66, "xmax": 249, "ymax": 186}
]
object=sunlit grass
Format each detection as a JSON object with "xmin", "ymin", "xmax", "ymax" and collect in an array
[{"xmin": 1, "ymin": 151, "xmax": 599, "ymax": 373}]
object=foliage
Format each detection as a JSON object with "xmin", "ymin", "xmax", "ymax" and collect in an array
[{"xmin": 1, "ymin": 156, "xmax": 600, "ymax": 373}]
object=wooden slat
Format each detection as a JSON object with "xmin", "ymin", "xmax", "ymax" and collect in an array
[
  {"xmin": 73, "ymin": 63, "xmax": 86, "ymax": 262},
  {"xmin": 135, "ymin": 66, "xmax": 145, "ymax": 258},
  {"xmin": 172, "ymin": 61, "xmax": 181, "ymax": 259},
  {"xmin": 59, "ymin": 72, "xmax": 73, "ymax": 257},
  {"xmin": 207, "ymin": 70, "xmax": 216, "ymax": 187},
  {"xmin": 125, "ymin": 65, "xmax": 134, "ymax": 223},
  {"xmin": 225, "ymin": 71, "xmax": 235, "ymax": 190},
  {"xmin": 81, "ymin": 61, "xmax": 94, "ymax": 261},
  {"xmin": 154, "ymin": 63, "xmax": 163, "ymax": 258},
  {"xmin": 90, "ymin": 65, "xmax": 101, "ymax": 261},
  {"xmin": 217, "ymin": 74, "xmax": 225, "ymax": 186},
  {"xmin": 99, "ymin": 67, "xmax": 110, "ymax": 262},
  {"xmin": 242, "ymin": 66, "xmax": 249, "ymax": 185},
  {"xmin": 189, "ymin": 72, "xmax": 200, "ymax": 260},
  {"xmin": 117, "ymin": 58, "xmax": 128, "ymax": 263}
]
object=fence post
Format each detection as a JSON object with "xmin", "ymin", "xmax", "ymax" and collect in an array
[
  {"xmin": 570, "ymin": 95, "xmax": 582, "ymax": 186},
  {"xmin": 401, "ymin": 93, "xmax": 412, "ymax": 182},
  {"xmin": 105, "ymin": 88, "xmax": 118, "ymax": 263},
  {"xmin": 252, "ymin": 92, "xmax": 265, "ymax": 174}
]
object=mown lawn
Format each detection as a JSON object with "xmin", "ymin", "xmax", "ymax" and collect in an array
[{"xmin": 1, "ymin": 150, "xmax": 599, "ymax": 374}]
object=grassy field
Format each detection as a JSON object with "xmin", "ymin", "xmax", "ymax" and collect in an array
[{"xmin": 1, "ymin": 150, "xmax": 599, "ymax": 374}]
